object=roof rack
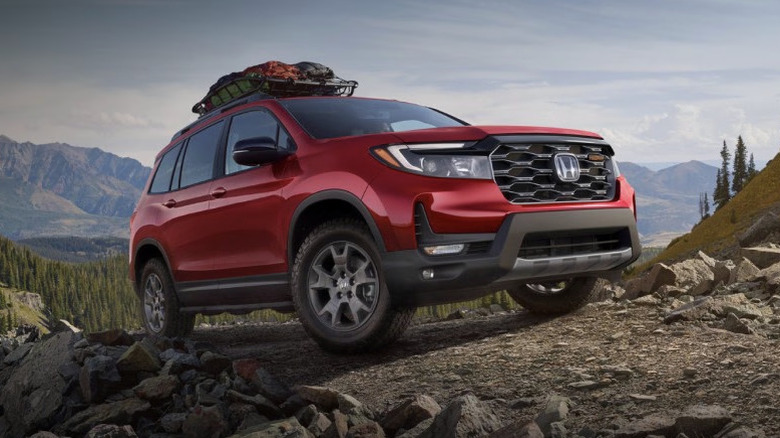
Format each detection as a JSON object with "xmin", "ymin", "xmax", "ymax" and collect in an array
[{"xmin": 191, "ymin": 76, "xmax": 358, "ymax": 116}]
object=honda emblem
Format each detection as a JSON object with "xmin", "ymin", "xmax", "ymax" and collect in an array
[{"xmin": 554, "ymin": 154, "xmax": 580, "ymax": 182}]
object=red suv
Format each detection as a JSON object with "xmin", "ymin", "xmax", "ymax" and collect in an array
[{"xmin": 130, "ymin": 94, "xmax": 640, "ymax": 352}]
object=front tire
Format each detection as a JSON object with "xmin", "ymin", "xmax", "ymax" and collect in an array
[
  {"xmin": 291, "ymin": 219, "xmax": 413, "ymax": 353},
  {"xmin": 507, "ymin": 277, "xmax": 601, "ymax": 315},
  {"xmin": 139, "ymin": 258, "xmax": 195, "ymax": 337}
]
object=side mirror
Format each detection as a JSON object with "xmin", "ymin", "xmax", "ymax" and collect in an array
[{"xmin": 232, "ymin": 137, "xmax": 292, "ymax": 166}]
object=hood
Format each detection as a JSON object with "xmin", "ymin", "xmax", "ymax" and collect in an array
[{"xmin": 388, "ymin": 125, "xmax": 603, "ymax": 144}]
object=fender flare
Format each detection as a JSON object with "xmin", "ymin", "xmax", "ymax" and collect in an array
[{"xmin": 287, "ymin": 190, "xmax": 387, "ymax": 265}]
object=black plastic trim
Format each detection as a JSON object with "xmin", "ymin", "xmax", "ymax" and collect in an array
[
  {"xmin": 414, "ymin": 203, "xmax": 495, "ymax": 247},
  {"xmin": 131, "ymin": 238, "xmax": 173, "ymax": 287},
  {"xmin": 287, "ymin": 190, "xmax": 387, "ymax": 264},
  {"xmin": 383, "ymin": 208, "xmax": 640, "ymax": 307},
  {"xmin": 176, "ymin": 273, "xmax": 290, "ymax": 309}
]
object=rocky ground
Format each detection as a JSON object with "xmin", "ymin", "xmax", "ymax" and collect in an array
[{"xmin": 2, "ymin": 244, "xmax": 780, "ymax": 437}]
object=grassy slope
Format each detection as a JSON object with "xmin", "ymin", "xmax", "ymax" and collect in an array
[
  {"xmin": 0, "ymin": 286, "xmax": 50, "ymax": 334},
  {"xmin": 641, "ymin": 152, "xmax": 780, "ymax": 269}
]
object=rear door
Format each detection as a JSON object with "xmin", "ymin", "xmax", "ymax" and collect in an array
[{"xmin": 157, "ymin": 120, "xmax": 225, "ymax": 282}]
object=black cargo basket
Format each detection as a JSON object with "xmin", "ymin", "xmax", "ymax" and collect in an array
[{"xmin": 192, "ymin": 76, "xmax": 358, "ymax": 116}]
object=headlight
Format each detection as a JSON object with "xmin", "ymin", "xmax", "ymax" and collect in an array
[{"xmin": 371, "ymin": 143, "xmax": 492, "ymax": 179}]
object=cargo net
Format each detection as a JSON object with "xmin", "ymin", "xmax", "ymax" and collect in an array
[{"xmin": 192, "ymin": 61, "xmax": 358, "ymax": 116}]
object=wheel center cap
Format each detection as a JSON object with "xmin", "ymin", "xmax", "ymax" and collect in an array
[{"xmin": 337, "ymin": 278, "xmax": 351, "ymax": 292}]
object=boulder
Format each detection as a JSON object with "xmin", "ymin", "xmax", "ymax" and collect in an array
[
  {"xmin": 737, "ymin": 211, "xmax": 780, "ymax": 247},
  {"xmin": 0, "ymin": 330, "xmax": 78, "ymax": 438},
  {"xmin": 697, "ymin": 251, "xmax": 734, "ymax": 285},
  {"xmin": 229, "ymin": 417, "xmax": 313, "ymax": 438},
  {"xmin": 741, "ymin": 247, "xmax": 780, "ymax": 269},
  {"xmin": 233, "ymin": 358, "xmax": 263, "ymax": 381},
  {"xmin": 347, "ymin": 421, "xmax": 385, "ymax": 438},
  {"xmin": 133, "ymin": 374, "xmax": 180, "ymax": 400},
  {"xmin": 308, "ymin": 413, "xmax": 332, "ymax": 436},
  {"xmin": 729, "ymin": 258, "xmax": 761, "ymax": 285},
  {"xmin": 643, "ymin": 263, "xmax": 678, "ymax": 294},
  {"xmin": 182, "ymin": 404, "xmax": 228, "ymax": 438},
  {"xmin": 226, "ymin": 389, "xmax": 284, "ymax": 419},
  {"xmin": 418, "ymin": 394, "xmax": 501, "ymax": 438},
  {"xmin": 337, "ymin": 393, "xmax": 364, "ymax": 415},
  {"xmin": 674, "ymin": 405, "xmax": 732, "ymax": 436},
  {"xmin": 614, "ymin": 414, "xmax": 676, "ymax": 438},
  {"xmin": 80, "ymin": 355, "xmax": 122, "ymax": 403},
  {"xmin": 159, "ymin": 349, "xmax": 200, "ymax": 374},
  {"xmin": 2, "ymin": 342, "xmax": 33, "ymax": 366},
  {"xmin": 534, "ymin": 395, "xmax": 570, "ymax": 437},
  {"xmin": 116, "ymin": 341, "xmax": 161, "ymax": 373},
  {"xmin": 160, "ymin": 412, "xmax": 187, "ymax": 433},
  {"xmin": 200, "ymin": 350, "xmax": 232, "ymax": 375},
  {"xmin": 624, "ymin": 263, "xmax": 677, "ymax": 299},
  {"xmin": 670, "ymin": 259, "xmax": 715, "ymax": 296},
  {"xmin": 756, "ymin": 262, "xmax": 780, "ymax": 294},
  {"xmin": 58, "ymin": 398, "xmax": 150, "ymax": 436},
  {"xmin": 664, "ymin": 297, "xmax": 718, "ymax": 324},
  {"xmin": 86, "ymin": 329, "xmax": 134, "ymax": 347},
  {"xmin": 253, "ymin": 367, "xmax": 293, "ymax": 405},
  {"xmin": 324, "ymin": 409, "xmax": 349, "ymax": 438},
  {"xmin": 380, "ymin": 394, "xmax": 441, "ymax": 434},
  {"xmin": 296, "ymin": 385, "xmax": 340, "ymax": 412},
  {"xmin": 723, "ymin": 313, "xmax": 753, "ymax": 335},
  {"xmin": 85, "ymin": 424, "xmax": 139, "ymax": 438},
  {"xmin": 488, "ymin": 421, "xmax": 544, "ymax": 438}
]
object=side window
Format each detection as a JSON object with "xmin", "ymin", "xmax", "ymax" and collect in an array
[
  {"xmin": 180, "ymin": 121, "xmax": 224, "ymax": 188},
  {"xmin": 225, "ymin": 110, "xmax": 292, "ymax": 175},
  {"xmin": 149, "ymin": 143, "xmax": 182, "ymax": 194}
]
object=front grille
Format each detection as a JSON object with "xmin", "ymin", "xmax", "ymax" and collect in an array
[
  {"xmin": 491, "ymin": 141, "xmax": 616, "ymax": 204},
  {"xmin": 518, "ymin": 229, "xmax": 629, "ymax": 259}
]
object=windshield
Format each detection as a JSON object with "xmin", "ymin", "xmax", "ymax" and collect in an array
[{"xmin": 279, "ymin": 97, "xmax": 467, "ymax": 139}]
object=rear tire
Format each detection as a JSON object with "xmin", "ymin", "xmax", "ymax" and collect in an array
[
  {"xmin": 506, "ymin": 277, "xmax": 600, "ymax": 315},
  {"xmin": 291, "ymin": 219, "xmax": 413, "ymax": 353},
  {"xmin": 139, "ymin": 258, "xmax": 195, "ymax": 337}
]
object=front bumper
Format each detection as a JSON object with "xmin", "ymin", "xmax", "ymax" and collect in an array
[{"xmin": 382, "ymin": 207, "xmax": 640, "ymax": 306}]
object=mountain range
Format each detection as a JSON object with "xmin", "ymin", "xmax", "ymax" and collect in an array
[
  {"xmin": 0, "ymin": 135, "xmax": 149, "ymax": 239},
  {"xmin": 0, "ymin": 135, "xmax": 717, "ymax": 247},
  {"xmin": 619, "ymin": 160, "xmax": 718, "ymax": 246}
]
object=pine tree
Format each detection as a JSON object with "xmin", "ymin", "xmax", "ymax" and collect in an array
[
  {"xmin": 732, "ymin": 136, "xmax": 748, "ymax": 194},
  {"xmin": 713, "ymin": 141, "xmax": 731, "ymax": 210},
  {"xmin": 699, "ymin": 193, "xmax": 705, "ymax": 219},
  {"xmin": 747, "ymin": 153, "xmax": 758, "ymax": 182},
  {"xmin": 699, "ymin": 192, "xmax": 711, "ymax": 220}
]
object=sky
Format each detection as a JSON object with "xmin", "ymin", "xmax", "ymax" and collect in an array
[{"xmin": 1, "ymin": 0, "xmax": 780, "ymax": 168}]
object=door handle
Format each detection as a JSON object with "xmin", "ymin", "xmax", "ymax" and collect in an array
[
  {"xmin": 210, "ymin": 187, "xmax": 227, "ymax": 198},
  {"xmin": 162, "ymin": 199, "xmax": 177, "ymax": 208}
]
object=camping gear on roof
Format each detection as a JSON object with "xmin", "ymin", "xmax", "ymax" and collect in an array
[{"xmin": 192, "ymin": 60, "xmax": 357, "ymax": 116}]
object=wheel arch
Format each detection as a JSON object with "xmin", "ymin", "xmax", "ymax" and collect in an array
[
  {"xmin": 288, "ymin": 190, "xmax": 386, "ymax": 266},
  {"xmin": 132, "ymin": 239, "xmax": 173, "ymax": 296}
]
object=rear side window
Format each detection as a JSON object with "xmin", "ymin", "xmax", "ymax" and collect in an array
[
  {"xmin": 149, "ymin": 143, "xmax": 182, "ymax": 194},
  {"xmin": 180, "ymin": 121, "xmax": 224, "ymax": 188}
]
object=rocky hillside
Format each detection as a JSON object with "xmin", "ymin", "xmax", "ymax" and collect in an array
[
  {"xmin": 0, "ymin": 135, "xmax": 150, "ymax": 239},
  {"xmin": 620, "ymin": 161, "xmax": 717, "ymax": 246},
  {"xmin": 647, "ymin": 152, "xmax": 780, "ymax": 266}
]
